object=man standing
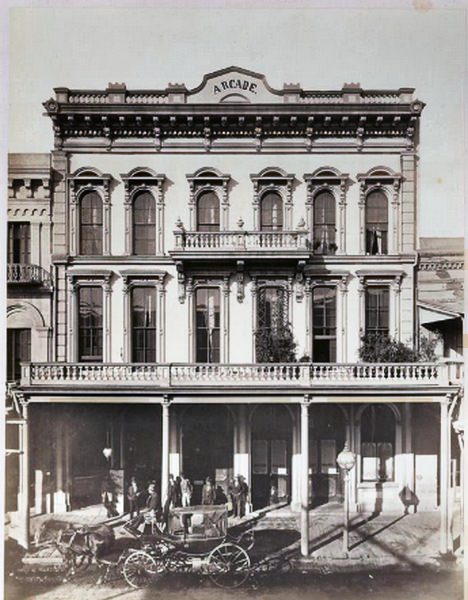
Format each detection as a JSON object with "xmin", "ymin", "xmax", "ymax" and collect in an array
[
  {"xmin": 127, "ymin": 476, "xmax": 140, "ymax": 519},
  {"xmin": 201, "ymin": 476, "xmax": 216, "ymax": 505},
  {"xmin": 180, "ymin": 474, "xmax": 193, "ymax": 507},
  {"xmin": 234, "ymin": 475, "xmax": 249, "ymax": 518}
]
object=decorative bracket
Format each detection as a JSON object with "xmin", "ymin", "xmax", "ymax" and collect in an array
[
  {"xmin": 176, "ymin": 261, "xmax": 185, "ymax": 303},
  {"xmin": 295, "ymin": 260, "xmax": 306, "ymax": 302},
  {"xmin": 236, "ymin": 260, "xmax": 245, "ymax": 303}
]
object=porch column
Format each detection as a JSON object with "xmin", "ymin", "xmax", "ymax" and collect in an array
[
  {"xmin": 234, "ymin": 405, "xmax": 250, "ymax": 484},
  {"xmin": 161, "ymin": 397, "xmax": 170, "ymax": 503},
  {"xmin": 440, "ymin": 395, "xmax": 450, "ymax": 555},
  {"xmin": 169, "ymin": 411, "xmax": 181, "ymax": 477},
  {"xmin": 18, "ymin": 403, "xmax": 30, "ymax": 550},
  {"xmin": 291, "ymin": 406, "xmax": 302, "ymax": 507},
  {"xmin": 300, "ymin": 396, "xmax": 310, "ymax": 557}
]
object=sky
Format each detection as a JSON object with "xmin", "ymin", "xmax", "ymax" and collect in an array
[{"xmin": 6, "ymin": 5, "xmax": 467, "ymax": 237}]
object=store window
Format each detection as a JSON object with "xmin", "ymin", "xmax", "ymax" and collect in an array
[
  {"xmin": 313, "ymin": 287, "xmax": 337, "ymax": 362},
  {"xmin": 365, "ymin": 190, "xmax": 388, "ymax": 255},
  {"xmin": 8, "ymin": 222, "xmax": 30, "ymax": 264},
  {"xmin": 195, "ymin": 288, "xmax": 220, "ymax": 362},
  {"xmin": 361, "ymin": 405, "xmax": 396, "ymax": 481},
  {"xmin": 196, "ymin": 191, "xmax": 220, "ymax": 232},
  {"xmin": 80, "ymin": 191, "xmax": 103, "ymax": 255},
  {"xmin": 313, "ymin": 191, "xmax": 336, "ymax": 255},
  {"xmin": 260, "ymin": 192, "xmax": 283, "ymax": 231},
  {"xmin": 7, "ymin": 329, "xmax": 31, "ymax": 381},
  {"xmin": 132, "ymin": 191, "xmax": 156, "ymax": 255},
  {"xmin": 365, "ymin": 287, "xmax": 389, "ymax": 337},
  {"xmin": 131, "ymin": 287, "xmax": 156, "ymax": 363},
  {"xmin": 78, "ymin": 286, "xmax": 103, "ymax": 362}
]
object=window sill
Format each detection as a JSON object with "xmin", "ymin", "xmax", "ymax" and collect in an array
[{"xmin": 358, "ymin": 481, "xmax": 398, "ymax": 489}]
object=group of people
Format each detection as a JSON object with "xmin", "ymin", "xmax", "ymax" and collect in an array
[{"xmin": 125, "ymin": 473, "xmax": 250, "ymax": 520}]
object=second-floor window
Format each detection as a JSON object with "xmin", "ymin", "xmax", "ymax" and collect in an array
[
  {"xmin": 365, "ymin": 190, "xmax": 388, "ymax": 255},
  {"xmin": 260, "ymin": 192, "xmax": 283, "ymax": 231},
  {"xmin": 8, "ymin": 222, "xmax": 30, "ymax": 263},
  {"xmin": 131, "ymin": 287, "xmax": 156, "ymax": 363},
  {"xmin": 365, "ymin": 287, "xmax": 389, "ymax": 337},
  {"xmin": 78, "ymin": 286, "xmax": 103, "ymax": 362},
  {"xmin": 256, "ymin": 286, "xmax": 288, "ymax": 361},
  {"xmin": 195, "ymin": 287, "xmax": 220, "ymax": 362},
  {"xmin": 133, "ymin": 191, "xmax": 156, "ymax": 255},
  {"xmin": 196, "ymin": 191, "xmax": 220, "ymax": 232},
  {"xmin": 80, "ymin": 191, "xmax": 103, "ymax": 255},
  {"xmin": 7, "ymin": 328, "xmax": 31, "ymax": 381},
  {"xmin": 314, "ymin": 191, "xmax": 336, "ymax": 255},
  {"xmin": 313, "ymin": 287, "xmax": 337, "ymax": 362}
]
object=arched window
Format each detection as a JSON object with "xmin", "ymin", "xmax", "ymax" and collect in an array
[
  {"xmin": 80, "ymin": 191, "xmax": 103, "ymax": 255},
  {"xmin": 314, "ymin": 191, "xmax": 336, "ymax": 255},
  {"xmin": 196, "ymin": 191, "xmax": 220, "ymax": 232},
  {"xmin": 312, "ymin": 287, "xmax": 337, "ymax": 362},
  {"xmin": 131, "ymin": 286, "xmax": 156, "ymax": 362},
  {"xmin": 195, "ymin": 288, "xmax": 220, "ymax": 363},
  {"xmin": 260, "ymin": 192, "xmax": 283, "ymax": 231},
  {"xmin": 365, "ymin": 191, "xmax": 388, "ymax": 255},
  {"xmin": 360, "ymin": 405, "xmax": 396, "ymax": 481},
  {"xmin": 132, "ymin": 191, "xmax": 156, "ymax": 255}
]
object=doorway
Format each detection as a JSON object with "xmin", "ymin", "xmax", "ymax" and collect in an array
[
  {"xmin": 182, "ymin": 405, "xmax": 233, "ymax": 503},
  {"xmin": 309, "ymin": 404, "xmax": 346, "ymax": 507},
  {"xmin": 251, "ymin": 405, "xmax": 292, "ymax": 509}
]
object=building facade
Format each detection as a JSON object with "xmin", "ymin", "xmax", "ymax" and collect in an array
[{"xmin": 6, "ymin": 67, "xmax": 463, "ymax": 555}]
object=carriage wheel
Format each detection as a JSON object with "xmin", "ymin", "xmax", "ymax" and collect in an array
[
  {"xmin": 208, "ymin": 542, "xmax": 250, "ymax": 588},
  {"xmin": 123, "ymin": 550, "xmax": 158, "ymax": 588}
]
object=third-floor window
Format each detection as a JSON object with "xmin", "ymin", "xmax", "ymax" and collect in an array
[
  {"xmin": 365, "ymin": 190, "xmax": 388, "ymax": 255},
  {"xmin": 8, "ymin": 222, "xmax": 30, "ymax": 264},
  {"xmin": 80, "ymin": 191, "xmax": 103, "ymax": 255},
  {"xmin": 196, "ymin": 191, "xmax": 220, "ymax": 232},
  {"xmin": 133, "ymin": 191, "xmax": 156, "ymax": 255},
  {"xmin": 313, "ymin": 191, "xmax": 336, "ymax": 255},
  {"xmin": 260, "ymin": 192, "xmax": 283, "ymax": 231}
]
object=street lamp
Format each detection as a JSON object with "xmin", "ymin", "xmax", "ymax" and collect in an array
[
  {"xmin": 102, "ymin": 447, "xmax": 112, "ymax": 466},
  {"xmin": 337, "ymin": 442, "xmax": 356, "ymax": 555}
]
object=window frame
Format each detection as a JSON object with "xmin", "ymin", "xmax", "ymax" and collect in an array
[
  {"xmin": 130, "ymin": 285, "xmax": 157, "ymax": 363},
  {"xmin": 8, "ymin": 222, "xmax": 31, "ymax": 264},
  {"xmin": 77, "ymin": 285, "xmax": 104, "ymax": 363},
  {"xmin": 365, "ymin": 189, "xmax": 389, "ymax": 256},
  {"xmin": 365, "ymin": 286, "xmax": 390, "ymax": 338},
  {"xmin": 79, "ymin": 190, "xmax": 104, "ymax": 256},
  {"xmin": 7, "ymin": 328, "xmax": 31, "ymax": 382},
  {"xmin": 359, "ymin": 404, "xmax": 397, "ymax": 483},
  {"xmin": 194, "ymin": 286, "xmax": 222, "ymax": 363},
  {"xmin": 132, "ymin": 190, "xmax": 157, "ymax": 255},
  {"xmin": 196, "ymin": 190, "xmax": 221, "ymax": 232},
  {"xmin": 313, "ymin": 190, "xmax": 337, "ymax": 255},
  {"xmin": 312, "ymin": 285, "xmax": 337, "ymax": 362},
  {"xmin": 259, "ymin": 191, "xmax": 284, "ymax": 232}
]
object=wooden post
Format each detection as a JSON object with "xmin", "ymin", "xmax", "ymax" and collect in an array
[
  {"xmin": 440, "ymin": 396, "xmax": 450, "ymax": 555},
  {"xmin": 19, "ymin": 404, "xmax": 30, "ymax": 550},
  {"xmin": 161, "ymin": 397, "xmax": 170, "ymax": 504},
  {"xmin": 300, "ymin": 397, "xmax": 310, "ymax": 557}
]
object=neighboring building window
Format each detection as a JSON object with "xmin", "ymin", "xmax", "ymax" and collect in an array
[
  {"xmin": 7, "ymin": 329, "xmax": 31, "ymax": 381},
  {"xmin": 8, "ymin": 223, "xmax": 30, "ymax": 263},
  {"xmin": 365, "ymin": 287, "xmax": 390, "ymax": 337},
  {"xmin": 361, "ymin": 405, "xmax": 395, "ymax": 481},
  {"xmin": 256, "ymin": 286, "xmax": 287, "ymax": 361},
  {"xmin": 313, "ymin": 287, "xmax": 337, "ymax": 362},
  {"xmin": 260, "ymin": 192, "xmax": 283, "ymax": 231},
  {"xmin": 195, "ymin": 288, "xmax": 220, "ymax": 362},
  {"xmin": 80, "ymin": 191, "xmax": 103, "ymax": 255},
  {"xmin": 196, "ymin": 191, "xmax": 220, "ymax": 232},
  {"xmin": 132, "ymin": 191, "xmax": 156, "ymax": 255},
  {"xmin": 78, "ymin": 286, "xmax": 103, "ymax": 362},
  {"xmin": 313, "ymin": 191, "xmax": 336, "ymax": 255},
  {"xmin": 365, "ymin": 191, "xmax": 388, "ymax": 255},
  {"xmin": 131, "ymin": 287, "xmax": 156, "ymax": 363}
]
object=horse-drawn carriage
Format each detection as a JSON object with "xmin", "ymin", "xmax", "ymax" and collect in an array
[{"xmin": 116, "ymin": 505, "xmax": 254, "ymax": 589}]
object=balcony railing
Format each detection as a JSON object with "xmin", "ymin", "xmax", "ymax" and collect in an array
[
  {"xmin": 173, "ymin": 230, "xmax": 309, "ymax": 252},
  {"xmin": 7, "ymin": 263, "xmax": 51, "ymax": 286},
  {"xmin": 21, "ymin": 361, "xmax": 463, "ymax": 389}
]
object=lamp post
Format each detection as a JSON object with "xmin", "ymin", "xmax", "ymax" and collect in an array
[
  {"xmin": 102, "ymin": 447, "xmax": 112, "ymax": 468},
  {"xmin": 336, "ymin": 442, "xmax": 356, "ymax": 556}
]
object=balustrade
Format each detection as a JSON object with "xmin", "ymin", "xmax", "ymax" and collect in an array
[
  {"xmin": 7, "ymin": 263, "xmax": 51, "ymax": 286},
  {"xmin": 173, "ymin": 230, "xmax": 308, "ymax": 251},
  {"xmin": 21, "ymin": 361, "xmax": 462, "ymax": 389}
]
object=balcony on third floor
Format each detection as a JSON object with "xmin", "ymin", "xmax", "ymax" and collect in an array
[
  {"xmin": 7, "ymin": 263, "xmax": 52, "ymax": 288},
  {"xmin": 170, "ymin": 222, "xmax": 310, "ymax": 264}
]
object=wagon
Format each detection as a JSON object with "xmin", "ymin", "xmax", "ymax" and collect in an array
[{"xmin": 119, "ymin": 505, "xmax": 254, "ymax": 589}]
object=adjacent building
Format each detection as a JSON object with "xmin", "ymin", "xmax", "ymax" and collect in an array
[{"xmin": 6, "ymin": 67, "xmax": 463, "ymax": 555}]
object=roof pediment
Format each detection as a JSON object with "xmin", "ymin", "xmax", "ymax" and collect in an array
[{"xmin": 187, "ymin": 66, "xmax": 285, "ymax": 104}]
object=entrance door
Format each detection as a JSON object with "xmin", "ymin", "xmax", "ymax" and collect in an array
[
  {"xmin": 182, "ymin": 406, "xmax": 233, "ymax": 504},
  {"xmin": 251, "ymin": 406, "xmax": 292, "ymax": 509},
  {"xmin": 309, "ymin": 405, "xmax": 346, "ymax": 507}
]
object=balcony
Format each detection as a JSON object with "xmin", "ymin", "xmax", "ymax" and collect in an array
[
  {"xmin": 170, "ymin": 229, "xmax": 309, "ymax": 261},
  {"xmin": 7, "ymin": 264, "xmax": 52, "ymax": 287},
  {"xmin": 21, "ymin": 361, "xmax": 463, "ymax": 391}
]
